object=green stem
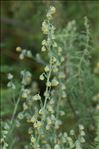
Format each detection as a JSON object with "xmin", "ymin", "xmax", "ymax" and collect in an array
[
  {"xmin": 44, "ymin": 62, "xmax": 52, "ymax": 109},
  {"xmin": 11, "ymin": 97, "xmax": 20, "ymax": 124}
]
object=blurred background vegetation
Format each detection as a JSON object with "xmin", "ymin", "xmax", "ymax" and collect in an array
[{"xmin": 1, "ymin": 0, "xmax": 99, "ymax": 148}]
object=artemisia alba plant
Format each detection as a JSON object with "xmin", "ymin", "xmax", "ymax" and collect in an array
[
  {"xmin": 15, "ymin": 6, "xmax": 85, "ymax": 149},
  {"xmin": 2, "ymin": 5, "xmax": 99, "ymax": 149}
]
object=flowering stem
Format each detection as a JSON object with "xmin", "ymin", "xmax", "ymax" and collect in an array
[{"xmin": 44, "ymin": 62, "xmax": 52, "ymax": 109}]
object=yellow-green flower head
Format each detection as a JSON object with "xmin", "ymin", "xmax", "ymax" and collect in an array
[
  {"xmin": 16, "ymin": 120, "xmax": 21, "ymax": 127},
  {"xmin": 44, "ymin": 65, "xmax": 50, "ymax": 72},
  {"xmin": 39, "ymin": 74, "xmax": 44, "ymax": 80},
  {"xmin": 79, "ymin": 124, "xmax": 84, "ymax": 130},
  {"xmin": 44, "ymin": 91, "xmax": 49, "ymax": 98},
  {"xmin": 23, "ymin": 102, "xmax": 28, "ymax": 110},
  {"xmin": 53, "ymin": 42, "xmax": 57, "ymax": 48},
  {"xmin": 57, "ymin": 47, "xmax": 62, "ymax": 53},
  {"xmin": 51, "ymin": 78, "xmax": 59, "ymax": 87},
  {"xmin": 39, "ymin": 108, "xmax": 44, "ymax": 115},
  {"xmin": 46, "ymin": 81, "xmax": 51, "ymax": 87},
  {"xmin": 42, "ymin": 40, "xmax": 47, "ymax": 46},
  {"xmin": 19, "ymin": 53, "xmax": 24, "ymax": 60},
  {"xmin": 54, "ymin": 144, "xmax": 60, "ymax": 149},
  {"xmin": 30, "ymin": 116, "xmax": 36, "ymax": 123},
  {"xmin": 46, "ymin": 6, "xmax": 56, "ymax": 20},
  {"xmin": 42, "ymin": 21, "xmax": 48, "ymax": 34},
  {"xmin": 46, "ymin": 12, "xmax": 53, "ymax": 20},
  {"xmin": 7, "ymin": 73, "xmax": 13, "ymax": 80},
  {"xmin": 47, "ymin": 105, "xmax": 54, "ymax": 113},
  {"xmin": 41, "ymin": 46, "xmax": 46, "ymax": 52},
  {"xmin": 21, "ymin": 71, "xmax": 32, "ymax": 85},
  {"xmin": 80, "ymin": 137, "xmax": 85, "ymax": 143},
  {"xmin": 28, "ymin": 127, "xmax": 33, "ymax": 134},
  {"xmin": 16, "ymin": 46, "xmax": 22, "ymax": 52},
  {"xmin": 36, "ymin": 121, "xmax": 42, "ymax": 128},
  {"xmin": 70, "ymin": 129, "xmax": 75, "ymax": 136},
  {"xmin": 55, "ymin": 119, "xmax": 62, "ymax": 129},
  {"xmin": 32, "ymin": 94, "xmax": 41, "ymax": 101},
  {"xmin": 27, "ymin": 50, "xmax": 33, "ymax": 58},
  {"xmin": 50, "ymin": 6, "xmax": 56, "ymax": 15},
  {"xmin": 31, "ymin": 136, "xmax": 36, "ymax": 144},
  {"xmin": 46, "ymin": 125, "xmax": 50, "ymax": 131},
  {"xmin": 7, "ymin": 81, "xmax": 16, "ymax": 89},
  {"xmin": 17, "ymin": 112, "xmax": 24, "ymax": 120},
  {"xmin": 80, "ymin": 130, "xmax": 85, "ymax": 136},
  {"xmin": 47, "ymin": 117, "xmax": 52, "ymax": 125},
  {"xmin": 21, "ymin": 89, "xmax": 30, "ymax": 98},
  {"xmin": 50, "ymin": 57, "xmax": 57, "ymax": 64},
  {"xmin": 60, "ymin": 56, "xmax": 65, "ymax": 63}
]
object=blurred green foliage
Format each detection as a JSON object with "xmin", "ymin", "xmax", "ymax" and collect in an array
[{"xmin": 1, "ymin": 1, "xmax": 99, "ymax": 64}]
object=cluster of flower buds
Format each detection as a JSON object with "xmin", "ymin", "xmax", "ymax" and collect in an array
[
  {"xmin": 21, "ymin": 70, "xmax": 32, "ymax": 86},
  {"xmin": 46, "ymin": 6, "xmax": 56, "ymax": 20},
  {"xmin": 42, "ymin": 6, "xmax": 56, "ymax": 35},
  {"xmin": 1, "ymin": 122, "xmax": 10, "ymax": 149},
  {"xmin": 78, "ymin": 124, "xmax": 86, "ymax": 144},
  {"xmin": 41, "ymin": 6, "xmax": 56, "ymax": 52},
  {"xmin": 7, "ymin": 73, "xmax": 16, "ymax": 89},
  {"xmin": 16, "ymin": 46, "xmax": 33, "ymax": 60}
]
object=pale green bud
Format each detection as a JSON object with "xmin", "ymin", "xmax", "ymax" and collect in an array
[
  {"xmin": 19, "ymin": 53, "xmax": 24, "ymax": 60},
  {"xmin": 51, "ymin": 78, "xmax": 59, "ymax": 86},
  {"xmin": 54, "ymin": 144, "xmax": 60, "ymax": 149},
  {"xmin": 7, "ymin": 73, "xmax": 13, "ymax": 80},
  {"xmin": 31, "ymin": 136, "xmax": 36, "ymax": 143},
  {"xmin": 32, "ymin": 94, "xmax": 41, "ymax": 101},
  {"xmin": 46, "ymin": 125, "xmax": 50, "ymax": 131},
  {"xmin": 46, "ymin": 12, "xmax": 52, "ymax": 20},
  {"xmin": 16, "ymin": 46, "xmax": 22, "ymax": 52},
  {"xmin": 37, "ymin": 121, "xmax": 42, "ymax": 127},
  {"xmin": 80, "ymin": 137, "xmax": 85, "ymax": 143},
  {"xmin": 40, "ymin": 74, "xmax": 44, "ymax": 80},
  {"xmin": 70, "ymin": 129, "xmax": 75, "ymax": 136},
  {"xmin": 46, "ymin": 81, "xmax": 51, "ymax": 87},
  {"xmin": 27, "ymin": 50, "xmax": 32, "ymax": 58},
  {"xmin": 44, "ymin": 66, "xmax": 50, "ymax": 72},
  {"xmin": 80, "ymin": 130, "xmax": 85, "ymax": 136},
  {"xmin": 79, "ymin": 124, "xmax": 84, "ymax": 130},
  {"xmin": 42, "ymin": 21, "xmax": 48, "ymax": 34},
  {"xmin": 17, "ymin": 112, "xmax": 24, "ymax": 120},
  {"xmin": 23, "ymin": 102, "xmax": 28, "ymax": 110},
  {"xmin": 41, "ymin": 46, "xmax": 46, "ymax": 52},
  {"xmin": 50, "ymin": 6, "xmax": 56, "ymax": 15},
  {"xmin": 42, "ymin": 40, "xmax": 47, "ymax": 46}
]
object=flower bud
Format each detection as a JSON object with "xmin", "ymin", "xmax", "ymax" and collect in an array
[
  {"xmin": 50, "ymin": 6, "xmax": 56, "ymax": 15},
  {"xmin": 40, "ymin": 74, "xmax": 44, "ymax": 80},
  {"xmin": 51, "ymin": 78, "xmax": 59, "ymax": 86},
  {"xmin": 44, "ymin": 66, "xmax": 50, "ymax": 72},
  {"xmin": 16, "ymin": 46, "xmax": 22, "ymax": 52}
]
